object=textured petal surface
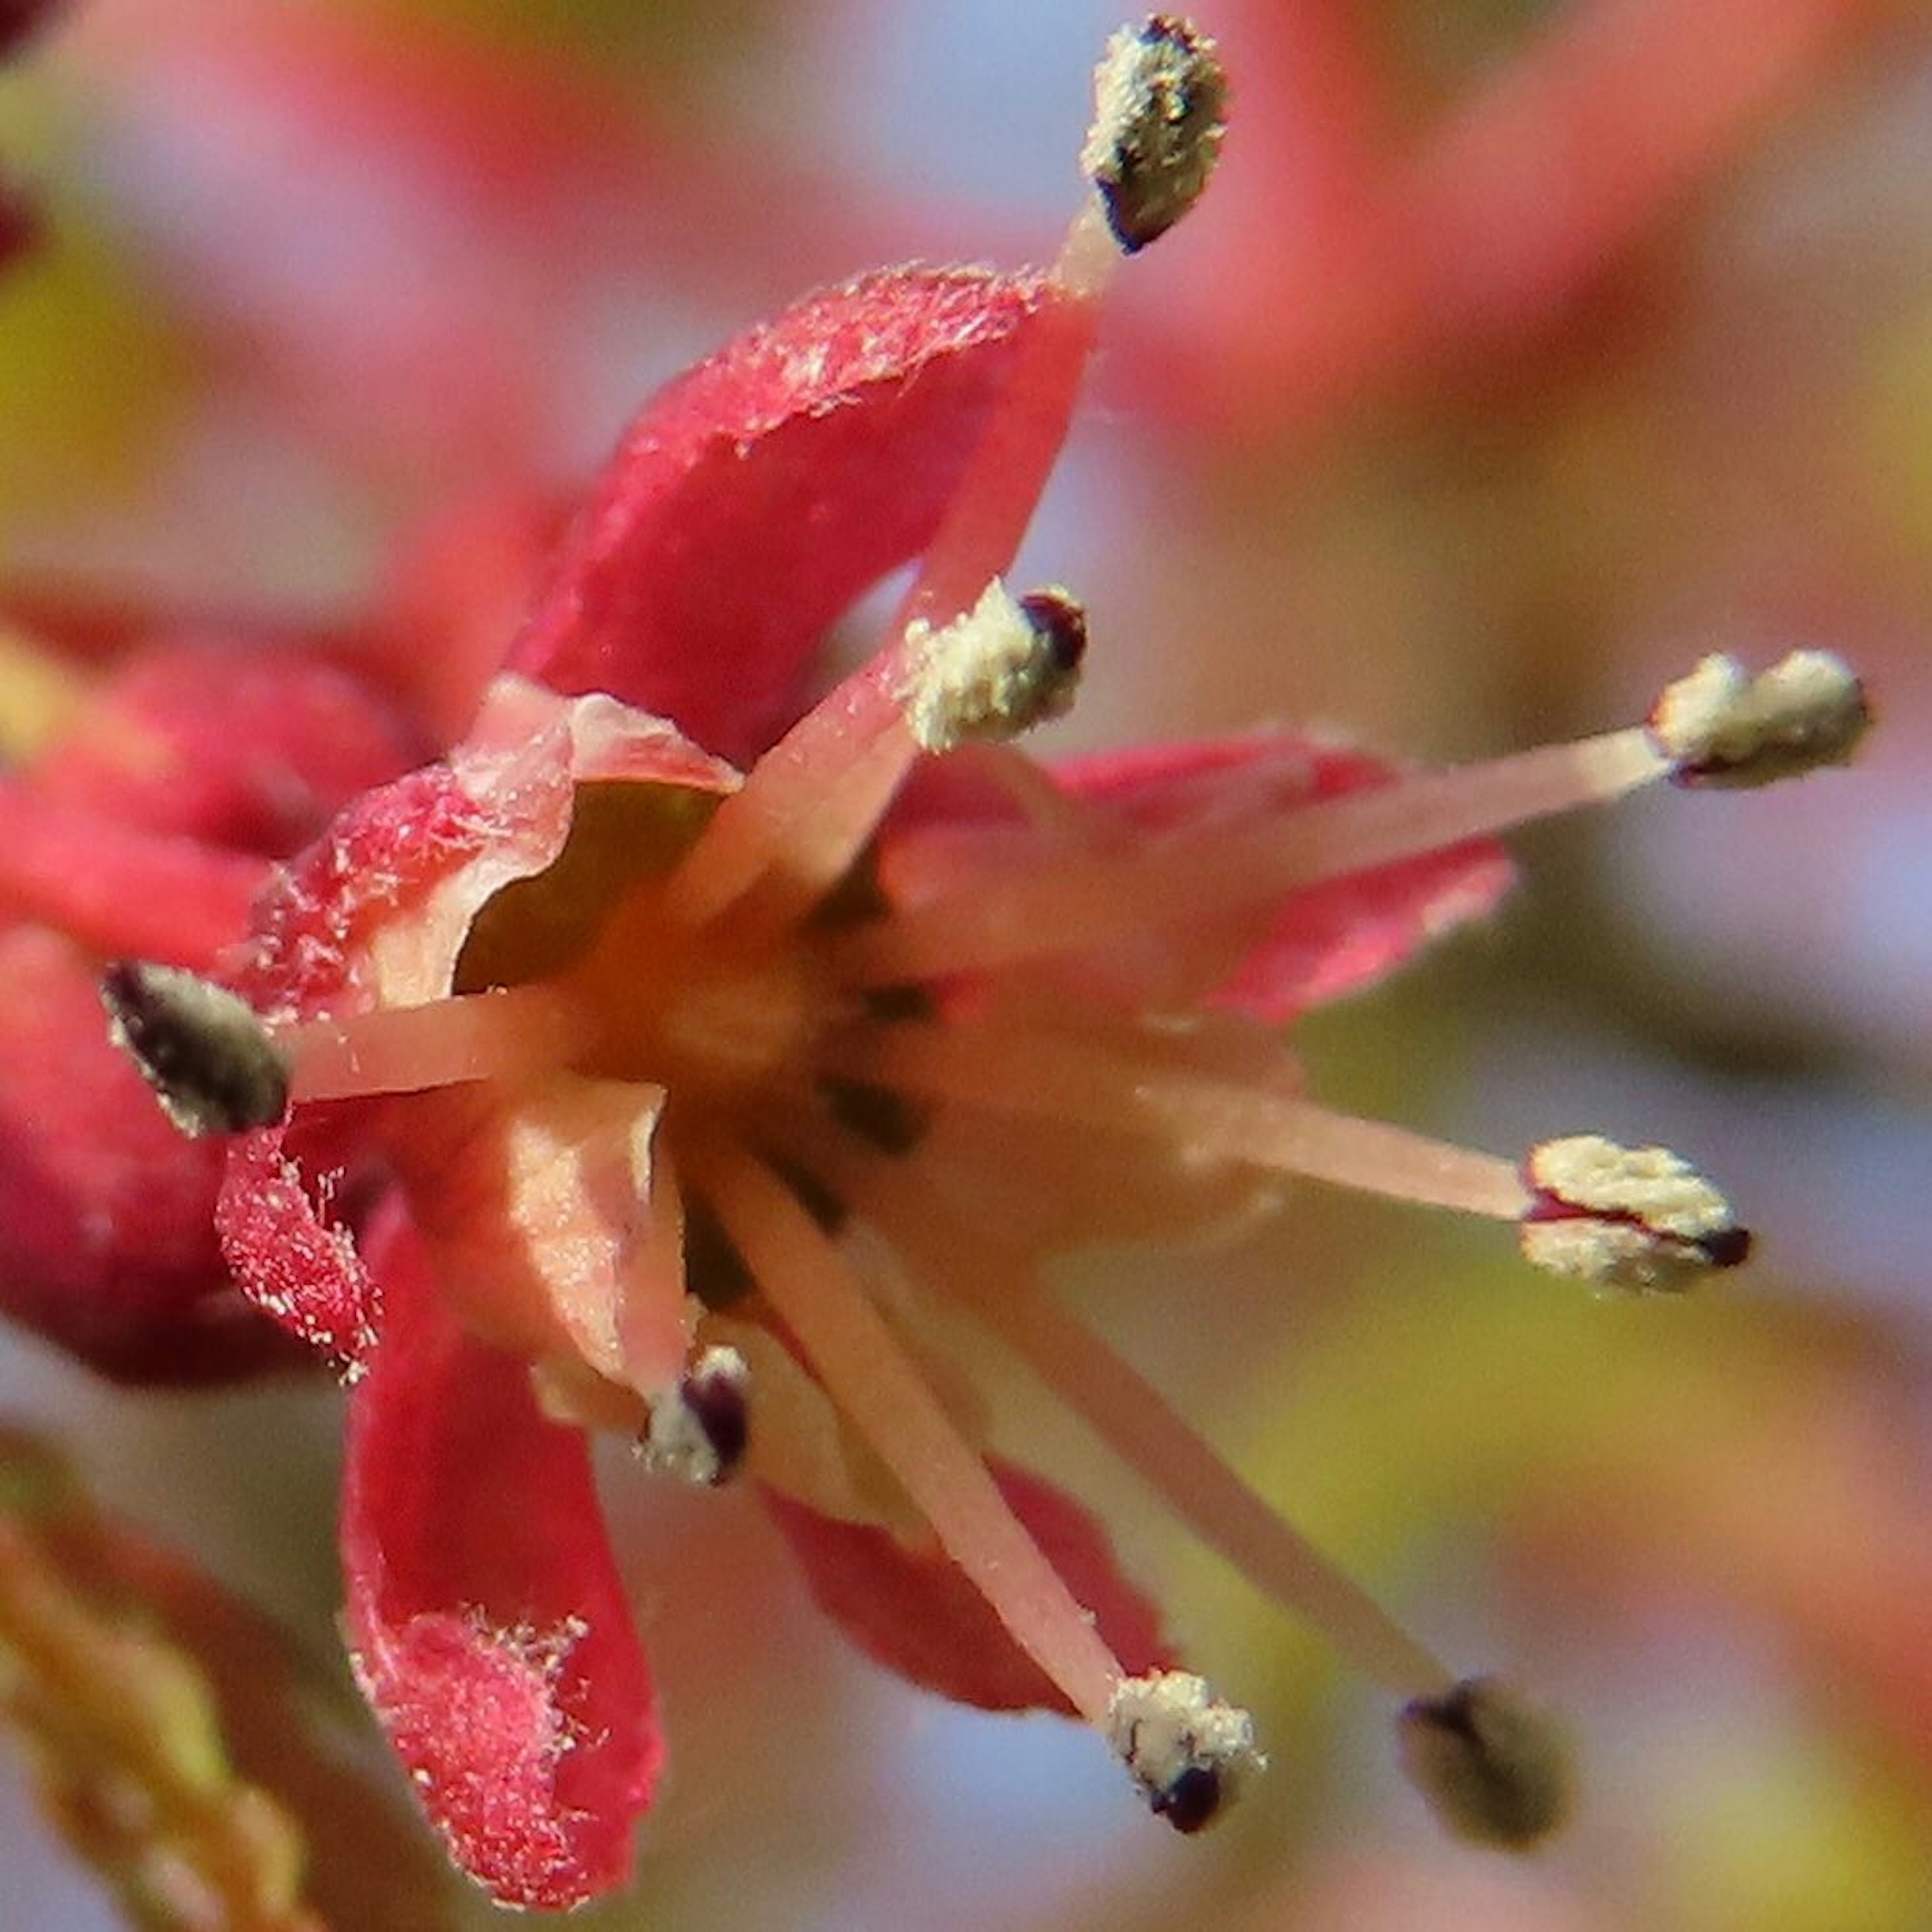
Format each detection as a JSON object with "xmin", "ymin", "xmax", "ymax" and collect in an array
[
  {"xmin": 764, "ymin": 1458, "xmax": 1171, "ymax": 1714},
  {"xmin": 0, "ymin": 927, "xmax": 287, "ymax": 1382},
  {"xmin": 215, "ymin": 1123, "xmax": 379, "ymax": 1372},
  {"xmin": 887, "ymin": 733, "xmax": 1512, "ymax": 1023},
  {"xmin": 342, "ymin": 1203, "xmax": 661, "ymax": 1909},
  {"xmin": 509, "ymin": 266, "xmax": 1058, "ymax": 764}
]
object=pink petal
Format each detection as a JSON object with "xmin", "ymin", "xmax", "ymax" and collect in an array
[
  {"xmin": 0, "ymin": 782, "xmax": 266, "ymax": 970},
  {"xmin": 237, "ymin": 680, "xmax": 736, "ymax": 1021},
  {"xmin": 0, "ymin": 927, "xmax": 291, "ymax": 1383},
  {"xmin": 236, "ymin": 763, "xmax": 496, "ymax": 1018},
  {"xmin": 764, "ymin": 1458, "xmax": 1172, "ymax": 1714},
  {"xmin": 509, "ymin": 265, "xmax": 1059, "ymax": 764},
  {"xmin": 27, "ymin": 638, "xmax": 425, "ymax": 856},
  {"xmin": 1064, "ymin": 734, "xmax": 1512, "ymax": 1022},
  {"xmin": 214, "ymin": 1123, "xmax": 380, "ymax": 1372},
  {"xmin": 385, "ymin": 1074, "xmax": 690, "ymax": 1398},
  {"xmin": 342, "ymin": 1202, "xmax": 661, "ymax": 1909}
]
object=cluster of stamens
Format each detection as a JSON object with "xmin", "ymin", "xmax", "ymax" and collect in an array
[{"xmin": 96, "ymin": 13, "xmax": 1874, "ymax": 1856}]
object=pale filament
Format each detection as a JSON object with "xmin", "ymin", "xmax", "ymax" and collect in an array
[
  {"xmin": 276, "ymin": 983, "xmax": 583, "ymax": 1103},
  {"xmin": 658, "ymin": 199, "xmax": 1123, "ymax": 947},
  {"xmin": 692, "ymin": 1139, "xmax": 1128, "ymax": 1728},
  {"xmin": 833, "ymin": 726, "xmax": 1669, "ymax": 989},
  {"xmin": 815, "ymin": 1016, "xmax": 1533, "ymax": 1222},
  {"xmin": 803, "ymin": 1133, "xmax": 1455, "ymax": 1699}
]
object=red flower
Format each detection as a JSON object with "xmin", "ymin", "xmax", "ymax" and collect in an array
[{"xmin": 81, "ymin": 19, "xmax": 1871, "ymax": 1911}]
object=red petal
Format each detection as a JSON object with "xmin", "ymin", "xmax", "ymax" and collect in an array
[
  {"xmin": 342, "ymin": 1203, "xmax": 661, "ymax": 1908},
  {"xmin": 28, "ymin": 639, "xmax": 425, "ymax": 857},
  {"xmin": 215, "ymin": 1124, "xmax": 380, "ymax": 1371},
  {"xmin": 0, "ymin": 782, "xmax": 265, "ymax": 970},
  {"xmin": 509, "ymin": 265, "xmax": 1059, "ymax": 765},
  {"xmin": 764, "ymin": 1458, "xmax": 1172, "ymax": 1714},
  {"xmin": 0, "ymin": 927, "xmax": 292, "ymax": 1383},
  {"xmin": 1057, "ymin": 733, "xmax": 1513, "ymax": 1021},
  {"xmin": 236, "ymin": 763, "xmax": 494, "ymax": 1017}
]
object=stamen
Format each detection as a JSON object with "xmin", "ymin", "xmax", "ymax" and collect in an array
[
  {"xmin": 1106, "ymin": 1670, "xmax": 1261, "ymax": 1832},
  {"xmin": 1083, "ymin": 17, "xmax": 1229, "ymax": 253},
  {"xmin": 691, "ymin": 1142, "xmax": 1126, "ymax": 1727},
  {"xmin": 829, "ymin": 1145, "xmax": 1455, "ymax": 1696},
  {"xmin": 274, "ymin": 984, "xmax": 583, "ymax": 1104},
  {"xmin": 834, "ymin": 726, "xmax": 1670, "ymax": 989},
  {"xmin": 638, "ymin": 1345, "xmax": 751, "ymax": 1487},
  {"xmin": 1649, "ymin": 650, "xmax": 1870, "ymax": 788},
  {"xmin": 1397, "ymin": 1676, "xmax": 1571, "ymax": 1850},
  {"xmin": 1519, "ymin": 1135, "xmax": 1748, "ymax": 1294},
  {"xmin": 101, "ymin": 961, "xmax": 289, "ymax": 1138},
  {"xmin": 900, "ymin": 581, "xmax": 1087, "ymax": 753},
  {"xmin": 815, "ymin": 1018, "xmax": 1534, "ymax": 1223},
  {"xmin": 659, "ymin": 15, "xmax": 1215, "ymax": 945},
  {"xmin": 969, "ymin": 1286, "xmax": 1453, "ymax": 1698}
]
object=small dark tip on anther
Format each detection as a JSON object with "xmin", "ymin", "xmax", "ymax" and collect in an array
[
  {"xmin": 1085, "ymin": 14, "xmax": 1227, "ymax": 253},
  {"xmin": 1018, "ymin": 588, "xmax": 1088, "ymax": 673},
  {"xmin": 1698, "ymin": 1224, "xmax": 1752, "ymax": 1269},
  {"xmin": 1149, "ymin": 1763, "xmax": 1223, "ymax": 1834},
  {"xmin": 682, "ymin": 1356, "xmax": 750, "ymax": 1483}
]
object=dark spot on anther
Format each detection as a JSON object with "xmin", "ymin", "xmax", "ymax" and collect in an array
[
  {"xmin": 680, "ymin": 1357, "xmax": 750, "ymax": 1482},
  {"xmin": 100, "ymin": 959, "xmax": 289, "ymax": 1138},
  {"xmin": 1149, "ymin": 1763, "xmax": 1223, "ymax": 1834},
  {"xmin": 1697, "ymin": 1225, "xmax": 1752, "ymax": 1268},
  {"xmin": 1088, "ymin": 15, "xmax": 1227, "ymax": 253},
  {"xmin": 1018, "ymin": 588, "xmax": 1088, "ymax": 674},
  {"xmin": 1398, "ymin": 1675, "xmax": 1570, "ymax": 1850}
]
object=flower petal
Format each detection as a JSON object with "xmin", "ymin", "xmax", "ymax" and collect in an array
[
  {"xmin": 0, "ymin": 927, "xmax": 289, "ymax": 1383},
  {"xmin": 1056, "ymin": 734, "xmax": 1512, "ymax": 1019},
  {"xmin": 509, "ymin": 265, "xmax": 1059, "ymax": 764},
  {"xmin": 886, "ymin": 732, "xmax": 1513, "ymax": 1022},
  {"xmin": 238, "ymin": 678, "xmax": 734, "ymax": 1020},
  {"xmin": 386, "ymin": 1073, "xmax": 691, "ymax": 1399},
  {"xmin": 26, "ymin": 638, "xmax": 426, "ymax": 856},
  {"xmin": 342, "ymin": 1201, "xmax": 661, "ymax": 1909},
  {"xmin": 215, "ymin": 1123, "xmax": 380, "ymax": 1373},
  {"xmin": 763, "ymin": 1458, "xmax": 1172, "ymax": 1714}
]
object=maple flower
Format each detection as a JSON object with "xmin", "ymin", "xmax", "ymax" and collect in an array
[{"xmin": 100, "ymin": 17, "xmax": 1871, "ymax": 1911}]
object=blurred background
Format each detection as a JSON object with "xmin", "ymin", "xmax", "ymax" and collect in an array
[{"xmin": 1, "ymin": 0, "xmax": 1929, "ymax": 1926}]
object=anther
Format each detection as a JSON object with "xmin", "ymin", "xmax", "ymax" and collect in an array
[
  {"xmin": 1082, "ymin": 17, "xmax": 1228, "ymax": 253},
  {"xmin": 638, "ymin": 1345, "xmax": 751, "ymax": 1486},
  {"xmin": 1106, "ymin": 1669, "xmax": 1262, "ymax": 1833},
  {"xmin": 900, "ymin": 580, "xmax": 1086, "ymax": 753},
  {"xmin": 100, "ymin": 960, "xmax": 289, "ymax": 1138},
  {"xmin": 1648, "ymin": 650, "xmax": 1870, "ymax": 788},
  {"xmin": 1518, "ymin": 1135, "xmax": 1748, "ymax": 1294},
  {"xmin": 1397, "ymin": 1676, "xmax": 1571, "ymax": 1850}
]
